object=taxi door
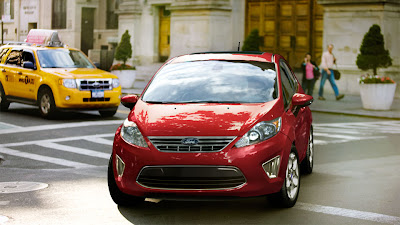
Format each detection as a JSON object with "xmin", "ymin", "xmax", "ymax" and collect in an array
[
  {"xmin": 13, "ymin": 50, "xmax": 40, "ymax": 100},
  {"xmin": 0, "ymin": 48, "xmax": 14, "ymax": 95},
  {"xmin": 2, "ymin": 49, "xmax": 22, "ymax": 97}
]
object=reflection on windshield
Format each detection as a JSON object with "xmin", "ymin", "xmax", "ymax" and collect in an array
[
  {"xmin": 142, "ymin": 60, "xmax": 278, "ymax": 103},
  {"xmin": 37, "ymin": 49, "xmax": 94, "ymax": 68}
]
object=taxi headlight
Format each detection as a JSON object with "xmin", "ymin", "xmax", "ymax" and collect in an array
[
  {"xmin": 235, "ymin": 117, "xmax": 281, "ymax": 148},
  {"xmin": 120, "ymin": 119, "xmax": 148, "ymax": 148},
  {"xmin": 63, "ymin": 79, "xmax": 77, "ymax": 89},
  {"xmin": 112, "ymin": 79, "xmax": 120, "ymax": 88}
]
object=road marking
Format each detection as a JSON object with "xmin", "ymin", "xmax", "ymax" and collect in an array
[
  {"xmin": 296, "ymin": 202, "xmax": 400, "ymax": 225},
  {"xmin": 84, "ymin": 137, "xmax": 113, "ymax": 146},
  {"xmin": 0, "ymin": 120, "xmax": 123, "ymax": 135},
  {"xmin": 36, "ymin": 142, "xmax": 110, "ymax": 159},
  {"xmin": 117, "ymin": 109, "xmax": 130, "ymax": 115},
  {"xmin": 0, "ymin": 147, "xmax": 95, "ymax": 168},
  {"xmin": 1, "ymin": 133, "xmax": 115, "ymax": 148},
  {"xmin": 0, "ymin": 215, "xmax": 8, "ymax": 224},
  {"xmin": 0, "ymin": 201, "xmax": 10, "ymax": 206},
  {"xmin": 0, "ymin": 122, "xmax": 21, "ymax": 130}
]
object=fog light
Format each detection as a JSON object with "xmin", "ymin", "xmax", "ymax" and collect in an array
[
  {"xmin": 262, "ymin": 156, "xmax": 280, "ymax": 179},
  {"xmin": 65, "ymin": 96, "xmax": 70, "ymax": 101},
  {"xmin": 116, "ymin": 155, "xmax": 125, "ymax": 177}
]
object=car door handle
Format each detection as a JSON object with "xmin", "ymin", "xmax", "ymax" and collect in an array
[{"xmin": 17, "ymin": 71, "xmax": 22, "ymax": 75}]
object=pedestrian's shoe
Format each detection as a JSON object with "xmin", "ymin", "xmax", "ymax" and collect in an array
[
  {"xmin": 318, "ymin": 96, "xmax": 326, "ymax": 100},
  {"xmin": 336, "ymin": 94, "xmax": 345, "ymax": 101}
]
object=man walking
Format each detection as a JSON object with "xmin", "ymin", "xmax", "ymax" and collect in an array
[{"xmin": 318, "ymin": 44, "xmax": 344, "ymax": 100}]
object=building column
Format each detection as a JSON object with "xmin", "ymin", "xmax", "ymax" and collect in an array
[{"xmin": 318, "ymin": 0, "xmax": 400, "ymax": 97}]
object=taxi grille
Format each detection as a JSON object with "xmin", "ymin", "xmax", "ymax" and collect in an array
[
  {"xmin": 77, "ymin": 79, "xmax": 112, "ymax": 91},
  {"xmin": 148, "ymin": 136, "xmax": 236, "ymax": 152}
]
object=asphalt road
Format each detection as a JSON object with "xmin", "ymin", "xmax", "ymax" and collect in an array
[{"xmin": 0, "ymin": 103, "xmax": 400, "ymax": 225}]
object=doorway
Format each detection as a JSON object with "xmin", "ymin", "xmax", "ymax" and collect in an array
[
  {"xmin": 81, "ymin": 7, "xmax": 95, "ymax": 55},
  {"xmin": 158, "ymin": 6, "xmax": 170, "ymax": 62}
]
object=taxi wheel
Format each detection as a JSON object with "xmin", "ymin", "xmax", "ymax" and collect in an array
[
  {"xmin": 38, "ymin": 88, "xmax": 56, "ymax": 119},
  {"xmin": 99, "ymin": 108, "xmax": 117, "ymax": 117},
  {"xmin": 107, "ymin": 156, "xmax": 144, "ymax": 206},
  {"xmin": 301, "ymin": 126, "xmax": 314, "ymax": 174},
  {"xmin": 0, "ymin": 83, "xmax": 10, "ymax": 111},
  {"xmin": 268, "ymin": 149, "xmax": 300, "ymax": 208}
]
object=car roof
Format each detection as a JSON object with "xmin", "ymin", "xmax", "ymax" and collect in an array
[
  {"xmin": 168, "ymin": 51, "xmax": 275, "ymax": 64},
  {"xmin": 1, "ymin": 43, "xmax": 79, "ymax": 52}
]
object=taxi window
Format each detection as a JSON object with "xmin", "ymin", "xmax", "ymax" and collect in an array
[
  {"xmin": 0, "ymin": 48, "xmax": 10, "ymax": 63},
  {"xmin": 22, "ymin": 51, "xmax": 35, "ymax": 64},
  {"xmin": 5, "ymin": 50, "xmax": 22, "ymax": 66}
]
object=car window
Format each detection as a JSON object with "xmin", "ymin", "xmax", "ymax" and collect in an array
[
  {"xmin": 0, "ymin": 48, "xmax": 10, "ymax": 63},
  {"xmin": 37, "ymin": 49, "xmax": 94, "ymax": 68},
  {"xmin": 281, "ymin": 61, "xmax": 298, "ymax": 93},
  {"xmin": 5, "ymin": 50, "xmax": 22, "ymax": 66},
  {"xmin": 279, "ymin": 65, "xmax": 291, "ymax": 108},
  {"xmin": 142, "ymin": 60, "xmax": 278, "ymax": 103}
]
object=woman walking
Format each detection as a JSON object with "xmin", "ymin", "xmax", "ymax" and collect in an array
[{"xmin": 301, "ymin": 53, "xmax": 319, "ymax": 96}]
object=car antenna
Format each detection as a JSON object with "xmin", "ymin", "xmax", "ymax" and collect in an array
[{"xmin": 237, "ymin": 42, "xmax": 240, "ymax": 51}]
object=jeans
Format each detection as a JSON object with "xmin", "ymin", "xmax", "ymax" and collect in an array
[{"xmin": 319, "ymin": 69, "xmax": 339, "ymax": 97}]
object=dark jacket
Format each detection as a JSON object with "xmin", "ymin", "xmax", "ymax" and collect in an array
[{"xmin": 301, "ymin": 60, "xmax": 320, "ymax": 84}]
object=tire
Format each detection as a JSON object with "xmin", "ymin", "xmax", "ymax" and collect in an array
[
  {"xmin": 38, "ymin": 88, "xmax": 56, "ymax": 119},
  {"xmin": 108, "ymin": 156, "xmax": 144, "ymax": 206},
  {"xmin": 0, "ymin": 82, "xmax": 10, "ymax": 111},
  {"xmin": 301, "ymin": 126, "xmax": 314, "ymax": 174},
  {"xmin": 99, "ymin": 108, "xmax": 118, "ymax": 117},
  {"xmin": 268, "ymin": 149, "xmax": 300, "ymax": 208}
]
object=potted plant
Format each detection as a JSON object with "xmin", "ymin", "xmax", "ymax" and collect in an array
[
  {"xmin": 110, "ymin": 30, "xmax": 136, "ymax": 89},
  {"xmin": 356, "ymin": 24, "xmax": 395, "ymax": 110}
]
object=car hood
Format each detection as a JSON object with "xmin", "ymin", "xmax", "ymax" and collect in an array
[
  {"xmin": 41, "ymin": 68, "xmax": 117, "ymax": 79},
  {"xmin": 130, "ymin": 99, "xmax": 282, "ymax": 137}
]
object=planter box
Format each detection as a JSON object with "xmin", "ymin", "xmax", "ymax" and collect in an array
[
  {"xmin": 111, "ymin": 70, "xmax": 136, "ymax": 89},
  {"xmin": 359, "ymin": 83, "xmax": 397, "ymax": 110}
]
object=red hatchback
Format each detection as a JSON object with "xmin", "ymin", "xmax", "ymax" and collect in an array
[{"xmin": 108, "ymin": 52, "xmax": 314, "ymax": 208}]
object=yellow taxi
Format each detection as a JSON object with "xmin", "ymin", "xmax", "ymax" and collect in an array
[{"xmin": 0, "ymin": 29, "xmax": 121, "ymax": 118}]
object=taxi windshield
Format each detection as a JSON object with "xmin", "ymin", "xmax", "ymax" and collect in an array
[{"xmin": 37, "ymin": 49, "xmax": 94, "ymax": 68}]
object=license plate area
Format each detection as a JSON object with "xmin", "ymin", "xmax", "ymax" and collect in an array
[{"xmin": 91, "ymin": 90, "xmax": 104, "ymax": 98}]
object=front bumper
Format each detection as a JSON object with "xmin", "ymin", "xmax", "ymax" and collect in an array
[
  {"xmin": 54, "ymin": 87, "xmax": 121, "ymax": 109},
  {"xmin": 111, "ymin": 129, "xmax": 293, "ymax": 198}
]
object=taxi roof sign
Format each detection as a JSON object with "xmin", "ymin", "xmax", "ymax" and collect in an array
[{"xmin": 25, "ymin": 29, "xmax": 63, "ymax": 47}]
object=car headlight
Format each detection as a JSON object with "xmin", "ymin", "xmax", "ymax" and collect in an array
[
  {"xmin": 120, "ymin": 119, "xmax": 148, "ymax": 148},
  {"xmin": 62, "ymin": 79, "xmax": 77, "ymax": 89},
  {"xmin": 112, "ymin": 78, "xmax": 120, "ymax": 88},
  {"xmin": 235, "ymin": 117, "xmax": 281, "ymax": 148}
]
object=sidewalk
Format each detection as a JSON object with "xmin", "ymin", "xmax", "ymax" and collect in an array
[{"xmin": 122, "ymin": 88, "xmax": 400, "ymax": 120}]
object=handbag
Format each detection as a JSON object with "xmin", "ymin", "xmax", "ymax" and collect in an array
[{"xmin": 332, "ymin": 63, "xmax": 340, "ymax": 80}]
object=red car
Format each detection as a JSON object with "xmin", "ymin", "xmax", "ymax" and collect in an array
[{"xmin": 108, "ymin": 52, "xmax": 314, "ymax": 208}]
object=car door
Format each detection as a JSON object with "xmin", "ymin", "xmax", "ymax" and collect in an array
[
  {"xmin": 13, "ymin": 50, "xmax": 40, "ymax": 100},
  {"xmin": 280, "ymin": 60, "xmax": 310, "ymax": 159},
  {"xmin": 0, "ymin": 48, "xmax": 13, "ymax": 94},
  {"xmin": 3, "ymin": 49, "xmax": 23, "ymax": 97}
]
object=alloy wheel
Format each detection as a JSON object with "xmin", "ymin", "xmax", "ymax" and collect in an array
[
  {"xmin": 40, "ymin": 94, "xmax": 51, "ymax": 115},
  {"xmin": 286, "ymin": 152, "xmax": 299, "ymax": 200}
]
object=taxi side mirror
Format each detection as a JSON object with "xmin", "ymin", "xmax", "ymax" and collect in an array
[
  {"xmin": 121, "ymin": 95, "xmax": 139, "ymax": 110},
  {"xmin": 292, "ymin": 93, "xmax": 313, "ymax": 108},
  {"xmin": 23, "ymin": 62, "xmax": 35, "ymax": 70}
]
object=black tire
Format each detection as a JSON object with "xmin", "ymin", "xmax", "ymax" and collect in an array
[
  {"xmin": 0, "ymin": 82, "xmax": 10, "ymax": 111},
  {"xmin": 301, "ymin": 126, "xmax": 314, "ymax": 174},
  {"xmin": 268, "ymin": 149, "xmax": 300, "ymax": 208},
  {"xmin": 38, "ymin": 88, "xmax": 56, "ymax": 119},
  {"xmin": 108, "ymin": 156, "xmax": 144, "ymax": 206},
  {"xmin": 99, "ymin": 108, "xmax": 118, "ymax": 117}
]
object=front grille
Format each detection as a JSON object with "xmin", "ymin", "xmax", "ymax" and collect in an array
[
  {"xmin": 148, "ymin": 136, "xmax": 236, "ymax": 152},
  {"xmin": 77, "ymin": 79, "xmax": 112, "ymax": 90},
  {"xmin": 83, "ymin": 98, "xmax": 110, "ymax": 102},
  {"xmin": 137, "ymin": 166, "xmax": 246, "ymax": 190}
]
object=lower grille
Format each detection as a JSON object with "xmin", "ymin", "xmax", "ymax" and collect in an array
[
  {"xmin": 137, "ymin": 166, "xmax": 246, "ymax": 190},
  {"xmin": 83, "ymin": 98, "xmax": 110, "ymax": 102},
  {"xmin": 148, "ymin": 136, "xmax": 236, "ymax": 152}
]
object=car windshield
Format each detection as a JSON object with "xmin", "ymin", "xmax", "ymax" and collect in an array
[
  {"xmin": 142, "ymin": 60, "xmax": 278, "ymax": 103},
  {"xmin": 37, "ymin": 49, "xmax": 94, "ymax": 68}
]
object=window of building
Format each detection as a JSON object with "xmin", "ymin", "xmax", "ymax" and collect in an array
[
  {"xmin": 52, "ymin": 0, "xmax": 66, "ymax": 29},
  {"xmin": 106, "ymin": 0, "xmax": 119, "ymax": 29},
  {"xmin": 1, "ymin": 0, "xmax": 14, "ymax": 21}
]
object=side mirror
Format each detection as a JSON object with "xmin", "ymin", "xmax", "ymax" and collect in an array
[
  {"xmin": 121, "ymin": 94, "xmax": 139, "ymax": 110},
  {"xmin": 292, "ymin": 93, "xmax": 313, "ymax": 107},
  {"xmin": 23, "ymin": 61, "xmax": 35, "ymax": 70}
]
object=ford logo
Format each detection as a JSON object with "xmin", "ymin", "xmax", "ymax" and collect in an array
[
  {"xmin": 93, "ymin": 82, "xmax": 100, "ymax": 88},
  {"xmin": 181, "ymin": 138, "xmax": 199, "ymax": 146}
]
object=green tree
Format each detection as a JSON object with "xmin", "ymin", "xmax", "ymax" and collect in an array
[
  {"xmin": 242, "ymin": 29, "xmax": 262, "ymax": 52},
  {"xmin": 115, "ymin": 30, "xmax": 132, "ymax": 68},
  {"xmin": 356, "ymin": 24, "xmax": 392, "ymax": 75}
]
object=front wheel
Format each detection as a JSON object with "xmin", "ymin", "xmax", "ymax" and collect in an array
[
  {"xmin": 38, "ymin": 88, "xmax": 56, "ymax": 119},
  {"xmin": 0, "ymin": 83, "xmax": 10, "ymax": 111},
  {"xmin": 301, "ymin": 126, "xmax": 314, "ymax": 174},
  {"xmin": 108, "ymin": 156, "xmax": 144, "ymax": 206},
  {"xmin": 268, "ymin": 150, "xmax": 300, "ymax": 208}
]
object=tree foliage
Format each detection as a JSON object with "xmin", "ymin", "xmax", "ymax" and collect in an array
[
  {"xmin": 242, "ymin": 29, "xmax": 262, "ymax": 52},
  {"xmin": 115, "ymin": 30, "xmax": 132, "ymax": 66},
  {"xmin": 356, "ymin": 24, "xmax": 392, "ymax": 75}
]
